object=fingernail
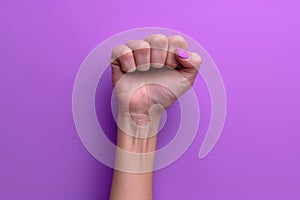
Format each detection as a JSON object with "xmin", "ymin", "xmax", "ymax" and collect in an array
[{"xmin": 177, "ymin": 47, "xmax": 189, "ymax": 59}]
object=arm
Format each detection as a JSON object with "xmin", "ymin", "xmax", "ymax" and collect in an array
[
  {"xmin": 109, "ymin": 34, "xmax": 201, "ymax": 200},
  {"xmin": 110, "ymin": 127, "xmax": 158, "ymax": 200}
]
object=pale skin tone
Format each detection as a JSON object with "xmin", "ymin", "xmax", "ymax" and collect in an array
[{"xmin": 109, "ymin": 34, "xmax": 201, "ymax": 200}]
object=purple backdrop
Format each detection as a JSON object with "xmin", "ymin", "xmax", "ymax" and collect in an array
[{"xmin": 1, "ymin": 0, "xmax": 300, "ymax": 199}]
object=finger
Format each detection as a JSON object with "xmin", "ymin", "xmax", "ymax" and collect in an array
[
  {"xmin": 166, "ymin": 35, "xmax": 188, "ymax": 69},
  {"xmin": 126, "ymin": 40, "xmax": 150, "ymax": 71},
  {"xmin": 176, "ymin": 48, "xmax": 202, "ymax": 84},
  {"xmin": 176, "ymin": 49, "xmax": 202, "ymax": 71},
  {"xmin": 145, "ymin": 34, "xmax": 168, "ymax": 68},
  {"xmin": 110, "ymin": 64, "xmax": 123, "ymax": 87},
  {"xmin": 111, "ymin": 44, "xmax": 136, "ymax": 73}
]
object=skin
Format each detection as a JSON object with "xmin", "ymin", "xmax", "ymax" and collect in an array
[{"xmin": 109, "ymin": 34, "xmax": 201, "ymax": 200}]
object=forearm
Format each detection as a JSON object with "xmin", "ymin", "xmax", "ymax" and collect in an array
[{"xmin": 110, "ymin": 124, "xmax": 158, "ymax": 200}]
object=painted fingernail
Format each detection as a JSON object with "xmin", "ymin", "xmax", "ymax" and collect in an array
[{"xmin": 177, "ymin": 47, "xmax": 189, "ymax": 59}]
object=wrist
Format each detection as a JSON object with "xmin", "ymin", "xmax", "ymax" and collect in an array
[
  {"xmin": 116, "ymin": 129, "xmax": 158, "ymax": 153},
  {"xmin": 114, "ymin": 105, "xmax": 163, "ymax": 173},
  {"xmin": 114, "ymin": 127, "xmax": 158, "ymax": 173},
  {"xmin": 117, "ymin": 104, "xmax": 163, "ymax": 139}
]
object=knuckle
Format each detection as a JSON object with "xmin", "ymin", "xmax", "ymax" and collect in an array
[
  {"xmin": 137, "ymin": 40, "xmax": 150, "ymax": 49},
  {"xmin": 169, "ymin": 35, "xmax": 188, "ymax": 47},
  {"xmin": 149, "ymin": 33, "xmax": 167, "ymax": 39},
  {"xmin": 126, "ymin": 40, "xmax": 150, "ymax": 50},
  {"xmin": 112, "ymin": 44, "xmax": 130, "ymax": 57},
  {"xmin": 148, "ymin": 34, "xmax": 168, "ymax": 44}
]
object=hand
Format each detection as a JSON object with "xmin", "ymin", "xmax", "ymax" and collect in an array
[
  {"xmin": 111, "ymin": 34, "xmax": 202, "ymax": 127},
  {"xmin": 110, "ymin": 34, "xmax": 202, "ymax": 199}
]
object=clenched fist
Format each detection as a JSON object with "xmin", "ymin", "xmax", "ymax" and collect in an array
[
  {"xmin": 110, "ymin": 34, "xmax": 201, "ymax": 129},
  {"xmin": 110, "ymin": 34, "xmax": 202, "ymax": 199}
]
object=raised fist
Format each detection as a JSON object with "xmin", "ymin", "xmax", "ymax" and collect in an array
[{"xmin": 110, "ymin": 34, "xmax": 201, "ymax": 127}]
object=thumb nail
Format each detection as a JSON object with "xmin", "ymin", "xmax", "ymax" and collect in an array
[{"xmin": 177, "ymin": 47, "xmax": 189, "ymax": 59}]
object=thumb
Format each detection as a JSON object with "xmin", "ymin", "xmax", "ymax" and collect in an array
[{"xmin": 176, "ymin": 47, "xmax": 202, "ymax": 73}]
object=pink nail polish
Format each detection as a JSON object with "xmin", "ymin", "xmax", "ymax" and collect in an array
[{"xmin": 177, "ymin": 47, "xmax": 189, "ymax": 59}]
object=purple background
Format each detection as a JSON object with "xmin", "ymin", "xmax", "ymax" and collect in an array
[{"xmin": 1, "ymin": 0, "xmax": 300, "ymax": 199}]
